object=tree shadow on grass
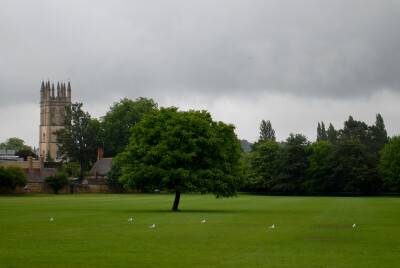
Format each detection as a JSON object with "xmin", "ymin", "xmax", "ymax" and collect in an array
[{"xmin": 119, "ymin": 209, "xmax": 243, "ymax": 213}]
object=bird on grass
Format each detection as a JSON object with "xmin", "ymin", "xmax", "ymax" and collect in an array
[
  {"xmin": 50, "ymin": 217, "xmax": 53, "ymax": 222},
  {"xmin": 201, "ymin": 219, "xmax": 206, "ymax": 223},
  {"xmin": 352, "ymin": 223, "xmax": 356, "ymax": 228},
  {"xmin": 268, "ymin": 224, "xmax": 274, "ymax": 229},
  {"xmin": 149, "ymin": 224, "xmax": 155, "ymax": 228},
  {"xmin": 128, "ymin": 217, "xmax": 133, "ymax": 222}
]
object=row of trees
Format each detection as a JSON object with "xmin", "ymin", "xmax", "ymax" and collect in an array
[
  {"xmin": 55, "ymin": 102, "xmax": 243, "ymax": 210},
  {"xmin": 243, "ymin": 114, "xmax": 399, "ymax": 195},
  {"xmin": 55, "ymin": 98, "xmax": 157, "ymax": 179}
]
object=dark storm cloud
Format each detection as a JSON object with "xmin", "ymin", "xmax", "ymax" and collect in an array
[{"xmin": 1, "ymin": 0, "xmax": 400, "ymax": 107}]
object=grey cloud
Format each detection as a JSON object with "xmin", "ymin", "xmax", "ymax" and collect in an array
[{"xmin": 1, "ymin": 0, "xmax": 400, "ymax": 106}]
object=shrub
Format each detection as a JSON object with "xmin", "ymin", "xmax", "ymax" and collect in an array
[
  {"xmin": 0, "ymin": 166, "xmax": 28, "ymax": 193},
  {"xmin": 45, "ymin": 172, "xmax": 69, "ymax": 194}
]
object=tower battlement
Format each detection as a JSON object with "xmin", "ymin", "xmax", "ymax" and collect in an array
[
  {"xmin": 39, "ymin": 81, "xmax": 72, "ymax": 159},
  {"xmin": 40, "ymin": 81, "xmax": 71, "ymax": 102}
]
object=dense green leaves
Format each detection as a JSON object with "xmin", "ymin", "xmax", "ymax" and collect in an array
[
  {"xmin": 119, "ymin": 107, "xmax": 243, "ymax": 210},
  {"xmin": 245, "ymin": 114, "xmax": 394, "ymax": 195},
  {"xmin": 305, "ymin": 141, "xmax": 333, "ymax": 194},
  {"xmin": 328, "ymin": 139, "xmax": 378, "ymax": 194},
  {"xmin": 380, "ymin": 136, "xmax": 400, "ymax": 192},
  {"xmin": 55, "ymin": 103, "xmax": 101, "ymax": 179},
  {"xmin": 107, "ymin": 158, "xmax": 123, "ymax": 187},
  {"xmin": 15, "ymin": 149, "xmax": 37, "ymax": 161},
  {"xmin": 0, "ymin": 166, "xmax": 27, "ymax": 193},
  {"xmin": 45, "ymin": 172, "xmax": 69, "ymax": 194},
  {"xmin": 101, "ymin": 97, "xmax": 157, "ymax": 157},
  {"xmin": 272, "ymin": 133, "xmax": 310, "ymax": 195},
  {"xmin": 244, "ymin": 141, "xmax": 281, "ymax": 191},
  {"xmin": 259, "ymin": 120, "xmax": 276, "ymax": 142},
  {"xmin": 0, "ymin": 137, "xmax": 31, "ymax": 151}
]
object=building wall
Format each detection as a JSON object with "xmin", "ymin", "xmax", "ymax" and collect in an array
[{"xmin": 0, "ymin": 161, "xmax": 40, "ymax": 169}]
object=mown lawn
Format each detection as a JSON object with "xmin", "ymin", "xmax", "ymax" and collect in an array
[{"xmin": 0, "ymin": 194, "xmax": 399, "ymax": 267}]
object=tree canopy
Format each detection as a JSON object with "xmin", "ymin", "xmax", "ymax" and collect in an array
[
  {"xmin": 0, "ymin": 166, "xmax": 27, "ymax": 193},
  {"xmin": 55, "ymin": 103, "xmax": 101, "ymax": 179},
  {"xmin": 259, "ymin": 120, "xmax": 276, "ymax": 142},
  {"xmin": 379, "ymin": 136, "xmax": 400, "ymax": 192},
  {"xmin": 272, "ymin": 133, "xmax": 310, "ymax": 195},
  {"xmin": 101, "ymin": 97, "xmax": 157, "ymax": 157},
  {"xmin": 119, "ymin": 107, "xmax": 243, "ymax": 211},
  {"xmin": 45, "ymin": 172, "xmax": 69, "ymax": 194},
  {"xmin": 0, "ymin": 137, "xmax": 31, "ymax": 151}
]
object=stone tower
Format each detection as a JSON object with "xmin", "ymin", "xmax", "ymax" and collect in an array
[{"xmin": 39, "ymin": 81, "xmax": 71, "ymax": 159}]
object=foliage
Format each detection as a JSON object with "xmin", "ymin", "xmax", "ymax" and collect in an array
[
  {"xmin": 101, "ymin": 97, "xmax": 157, "ymax": 157},
  {"xmin": 259, "ymin": 120, "xmax": 276, "ymax": 142},
  {"xmin": 271, "ymin": 133, "xmax": 310, "ymax": 194},
  {"xmin": 0, "ymin": 166, "xmax": 27, "ymax": 193},
  {"xmin": 107, "ymin": 158, "xmax": 122, "ymax": 187},
  {"xmin": 244, "ymin": 140, "xmax": 281, "ymax": 191},
  {"xmin": 45, "ymin": 151, "xmax": 54, "ymax": 162},
  {"xmin": 55, "ymin": 103, "xmax": 101, "ymax": 179},
  {"xmin": 15, "ymin": 149, "xmax": 37, "ymax": 161},
  {"xmin": 317, "ymin": 122, "xmax": 327, "ymax": 141},
  {"xmin": 0, "ymin": 137, "xmax": 32, "ymax": 151},
  {"xmin": 45, "ymin": 172, "xmax": 69, "ymax": 194},
  {"xmin": 305, "ymin": 141, "xmax": 333, "ymax": 194},
  {"xmin": 62, "ymin": 162, "xmax": 81, "ymax": 178},
  {"xmin": 327, "ymin": 139, "xmax": 378, "ymax": 194},
  {"xmin": 326, "ymin": 123, "xmax": 338, "ymax": 144},
  {"xmin": 369, "ymin": 113, "xmax": 389, "ymax": 156},
  {"xmin": 379, "ymin": 136, "xmax": 400, "ymax": 192},
  {"xmin": 119, "ymin": 107, "xmax": 243, "ymax": 210}
]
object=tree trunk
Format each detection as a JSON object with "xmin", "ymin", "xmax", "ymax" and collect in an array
[
  {"xmin": 171, "ymin": 191, "xmax": 181, "ymax": 211},
  {"xmin": 80, "ymin": 162, "xmax": 85, "ymax": 180}
]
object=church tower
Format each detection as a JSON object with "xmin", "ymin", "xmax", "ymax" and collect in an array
[{"xmin": 39, "ymin": 81, "xmax": 71, "ymax": 159}]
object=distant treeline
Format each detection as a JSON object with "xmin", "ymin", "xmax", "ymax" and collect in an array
[{"xmin": 241, "ymin": 115, "xmax": 400, "ymax": 195}]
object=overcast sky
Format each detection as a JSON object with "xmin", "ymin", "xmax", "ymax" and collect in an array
[{"xmin": 1, "ymin": 0, "xmax": 400, "ymax": 148}]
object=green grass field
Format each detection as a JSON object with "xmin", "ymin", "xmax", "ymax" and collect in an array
[{"xmin": 1, "ymin": 194, "xmax": 399, "ymax": 267}]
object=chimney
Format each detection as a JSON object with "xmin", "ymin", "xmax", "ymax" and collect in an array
[{"xmin": 98, "ymin": 148, "xmax": 103, "ymax": 160}]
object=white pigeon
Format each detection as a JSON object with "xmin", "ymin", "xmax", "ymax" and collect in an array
[
  {"xmin": 128, "ymin": 217, "xmax": 133, "ymax": 222},
  {"xmin": 268, "ymin": 224, "xmax": 274, "ymax": 229},
  {"xmin": 149, "ymin": 224, "xmax": 155, "ymax": 228},
  {"xmin": 201, "ymin": 219, "xmax": 206, "ymax": 223},
  {"xmin": 352, "ymin": 223, "xmax": 356, "ymax": 228},
  {"xmin": 50, "ymin": 217, "xmax": 53, "ymax": 222}
]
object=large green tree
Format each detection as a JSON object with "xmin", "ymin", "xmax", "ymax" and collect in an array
[
  {"xmin": 317, "ymin": 122, "xmax": 327, "ymax": 141},
  {"xmin": 119, "ymin": 107, "xmax": 243, "ymax": 211},
  {"xmin": 259, "ymin": 120, "xmax": 276, "ymax": 142},
  {"xmin": 305, "ymin": 140, "xmax": 333, "ymax": 194},
  {"xmin": 244, "ymin": 140, "xmax": 281, "ymax": 191},
  {"xmin": 379, "ymin": 136, "xmax": 400, "ymax": 192},
  {"xmin": 271, "ymin": 133, "xmax": 310, "ymax": 195},
  {"xmin": 0, "ymin": 166, "xmax": 27, "ymax": 193},
  {"xmin": 55, "ymin": 103, "xmax": 101, "ymax": 179},
  {"xmin": 101, "ymin": 97, "xmax": 157, "ymax": 157},
  {"xmin": 327, "ymin": 139, "xmax": 378, "ymax": 194},
  {"xmin": 326, "ymin": 123, "xmax": 338, "ymax": 144},
  {"xmin": 15, "ymin": 149, "xmax": 37, "ymax": 161},
  {"xmin": 0, "ymin": 137, "xmax": 31, "ymax": 151}
]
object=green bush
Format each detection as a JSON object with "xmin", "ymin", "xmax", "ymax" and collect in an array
[
  {"xmin": 63, "ymin": 162, "xmax": 81, "ymax": 178},
  {"xmin": 0, "ymin": 166, "xmax": 28, "ymax": 193},
  {"xmin": 45, "ymin": 172, "xmax": 69, "ymax": 194}
]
